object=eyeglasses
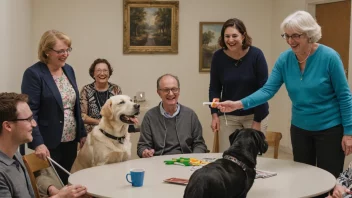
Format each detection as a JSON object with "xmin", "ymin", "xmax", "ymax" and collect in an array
[
  {"xmin": 51, "ymin": 47, "xmax": 72, "ymax": 55},
  {"xmin": 10, "ymin": 115, "xmax": 34, "ymax": 123},
  {"xmin": 95, "ymin": 69, "xmax": 109, "ymax": 74},
  {"xmin": 281, "ymin": 33, "xmax": 303, "ymax": 40},
  {"xmin": 158, "ymin": 88, "xmax": 180, "ymax": 94}
]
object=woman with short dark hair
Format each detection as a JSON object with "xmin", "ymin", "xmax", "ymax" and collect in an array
[
  {"xmin": 209, "ymin": 18, "xmax": 269, "ymax": 152},
  {"xmin": 80, "ymin": 58, "xmax": 137, "ymax": 133}
]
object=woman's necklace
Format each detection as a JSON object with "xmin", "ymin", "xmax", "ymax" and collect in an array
[
  {"xmin": 226, "ymin": 47, "xmax": 249, "ymax": 67},
  {"xmin": 297, "ymin": 46, "xmax": 312, "ymax": 64},
  {"xmin": 50, "ymin": 67, "xmax": 63, "ymax": 78},
  {"xmin": 94, "ymin": 83, "xmax": 110, "ymax": 110},
  {"xmin": 95, "ymin": 90, "xmax": 109, "ymax": 110}
]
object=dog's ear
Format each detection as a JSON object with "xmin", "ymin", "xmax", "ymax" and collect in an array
[
  {"xmin": 229, "ymin": 129, "xmax": 241, "ymax": 145},
  {"xmin": 100, "ymin": 99, "xmax": 113, "ymax": 120},
  {"xmin": 252, "ymin": 130, "xmax": 268, "ymax": 154}
]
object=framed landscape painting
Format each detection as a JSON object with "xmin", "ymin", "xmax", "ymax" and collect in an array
[
  {"xmin": 199, "ymin": 22, "xmax": 223, "ymax": 72},
  {"xmin": 123, "ymin": 0, "xmax": 179, "ymax": 54}
]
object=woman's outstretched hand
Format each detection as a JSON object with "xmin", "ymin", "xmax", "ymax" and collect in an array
[{"xmin": 217, "ymin": 100, "xmax": 243, "ymax": 113}]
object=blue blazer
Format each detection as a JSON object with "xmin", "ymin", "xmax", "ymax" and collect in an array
[{"xmin": 21, "ymin": 62, "xmax": 86, "ymax": 149}]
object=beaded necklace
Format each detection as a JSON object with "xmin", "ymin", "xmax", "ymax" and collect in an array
[{"xmin": 297, "ymin": 46, "xmax": 312, "ymax": 64}]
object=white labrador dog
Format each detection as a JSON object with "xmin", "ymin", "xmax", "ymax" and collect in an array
[{"xmin": 71, "ymin": 95, "xmax": 140, "ymax": 173}]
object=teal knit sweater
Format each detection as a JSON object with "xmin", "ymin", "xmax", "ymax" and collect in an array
[{"xmin": 242, "ymin": 44, "xmax": 352, "ymax": 134}]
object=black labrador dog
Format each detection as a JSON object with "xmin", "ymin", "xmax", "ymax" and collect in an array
[{"xmin": 184, "ymin": 128, "xmax": 268, "ymax": 198}]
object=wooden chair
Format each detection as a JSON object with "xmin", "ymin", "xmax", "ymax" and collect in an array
[
  {"xmin": 211, "ymin": 130, "xmax": 283, "ymax": 159},
  {"xmin": 22, "ymin": 153, "xmax": 50, "ymax": 198},
  {"xmin": 265, "ymin": 131, "xmax": 283, "ymax": 159},
  {"xmin": 212, "ymin": 131, "xmax": 219, "ymax": 153}
]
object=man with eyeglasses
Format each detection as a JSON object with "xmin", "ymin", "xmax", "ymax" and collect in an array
[
  {"xmin": 0, "ymin": 92, "xmax": 87, "ymax": 197},
  {"xmin": 137, "ymin": 74, "xmax": 207, "ymax": 158}
]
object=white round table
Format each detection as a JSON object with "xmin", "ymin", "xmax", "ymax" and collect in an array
[{"xmin": 68, "ymin": 153, "xmax": 336, "ymax": 198}]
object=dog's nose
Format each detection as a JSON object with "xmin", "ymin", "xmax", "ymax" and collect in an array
[{"xmin": 134, "ymin": 104, "xmax": 140, "ymax": 109}]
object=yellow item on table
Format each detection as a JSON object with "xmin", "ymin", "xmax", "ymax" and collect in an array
[{"xmin": 164, "ymin": 157, "xmax": 211, "ymax": 166}]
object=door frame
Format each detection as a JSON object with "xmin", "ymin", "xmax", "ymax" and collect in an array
[
  {"xmin": 306, "ymin": 0, "xmax": 352, "ymax": 83},
  {"xmin": 306, "ymin": 0, "xmax": 345, "ymax": 15}
]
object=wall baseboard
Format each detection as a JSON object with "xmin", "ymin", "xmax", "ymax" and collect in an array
[{"xmin": 279, "ymin": 145, "xmax": 292, "ymax": 154}]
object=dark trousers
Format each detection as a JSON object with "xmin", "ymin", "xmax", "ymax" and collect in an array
[
  {"xmin": 49, "ymin": 141, "xmax": 77, "ymax": 185},
  {"xmin": 291, "ymin": 124, "xmax": 344, "ymax": 198}
]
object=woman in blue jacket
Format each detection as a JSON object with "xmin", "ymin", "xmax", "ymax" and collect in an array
[{"xmin": 21, "ymin": 30, "xmax": 86, "ymax": 184}]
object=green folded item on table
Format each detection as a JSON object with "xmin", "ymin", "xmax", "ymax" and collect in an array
[
  {"xmin": 166, "ymin": 157, "xmax": 191, "ymax": 166},
  {"xmin": 164, "ymin": 160, "xmax": 175, "ymax": 165}
]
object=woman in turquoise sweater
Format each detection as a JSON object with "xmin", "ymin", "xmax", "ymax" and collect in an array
[{"xmin": 217, "ymin": 10, "xmax": 352, "ymax": 180}]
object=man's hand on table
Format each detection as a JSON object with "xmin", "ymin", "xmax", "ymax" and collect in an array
[{"xmin": 142, "ymin": 149, "xmax": 155, "ymax": 158}]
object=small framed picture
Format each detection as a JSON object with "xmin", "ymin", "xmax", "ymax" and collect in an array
[{"xmin": 199, "ymin": 22, "xmax": 223, "ymax": 72}]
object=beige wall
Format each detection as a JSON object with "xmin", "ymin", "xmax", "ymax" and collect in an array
[
  {"xmin": 31, "ymin": 0, "xmax": 273, "ymax": 159},
  {"xmin": 0, "ymin": 0, "xmax": 32, "ymax": 153},
  {"xmin": 0, "ymin": 0, "xmax": 32, "ymax": 92},
  {"xmin": 4, "ymin": 0, "xmax": 352, "ymax": 166}
]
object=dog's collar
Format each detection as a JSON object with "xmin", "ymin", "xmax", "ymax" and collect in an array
[
  {"xmin": 99, "ymin": 129, "xmax": 125, "ymax": 144},
  {"xmin": 223, "ymin": 155, "xmax": 249, "ymax": 171},
  {"xmin": 224, "ymin": 155, "xmax": 250, "ymax": 197}
]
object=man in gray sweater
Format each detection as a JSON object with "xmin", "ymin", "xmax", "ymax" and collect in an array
[{"xmin": 137, "ymin": 74, "xmax": 207, "ymax": 158}]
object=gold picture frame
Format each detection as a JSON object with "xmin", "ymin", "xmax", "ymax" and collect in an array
[
  {"xmin": 123, "ymin": 0, "xmax": 179, "ymax": 54},
  {"xmin": 199, "ymin": 22, "xmax": 223, "ymax": 72}
]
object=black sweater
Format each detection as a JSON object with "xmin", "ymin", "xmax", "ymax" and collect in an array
[{"xmin": 209, "ymin": 47, "xmax": 269, "ymax": 122}]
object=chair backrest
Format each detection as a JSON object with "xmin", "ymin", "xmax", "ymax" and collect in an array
[
  {"xmin": 22, "ymin": 153, "xmax": 50, "ymax": 198},
  {"xmin": 212, "ymin": 131, "xmax": 219, "ymax": 153},
  {"xmin": 265, "ymin": 131, "xmax": 283, "ymax": 159},
  {"xmin": 211, "ymin": 130, "xmax": 283, "ymax": 158}
]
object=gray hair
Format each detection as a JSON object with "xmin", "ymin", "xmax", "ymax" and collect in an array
[
  {"xmin": 156, "ymin": 74, "xmax": 180, "ymax": 89},
  {"xmin": 280, "ymin": 10, "xmax": 322, "ymax": 43}
]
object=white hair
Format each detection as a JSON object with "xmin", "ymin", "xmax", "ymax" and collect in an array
[{"xmin": 280, "ymin": 10, "xmax": 322, "ymax": 43}]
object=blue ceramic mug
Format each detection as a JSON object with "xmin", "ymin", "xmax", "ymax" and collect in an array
[{"xmin": 126, "ymin": 168, "xmax": 145, "ymax": 187}]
